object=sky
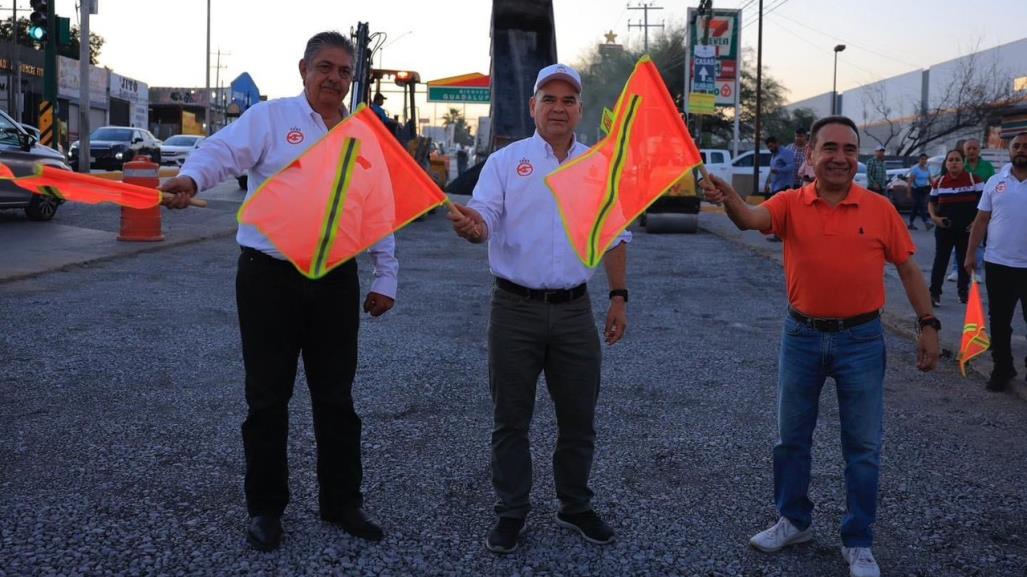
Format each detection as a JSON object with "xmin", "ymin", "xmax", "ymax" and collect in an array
[{"xmin": 52, "ymin": 0, "xmax": 1027, "ymax": 124}]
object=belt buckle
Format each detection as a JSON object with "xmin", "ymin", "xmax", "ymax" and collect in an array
[{"xmin": 543, "ymin": 291, "xmax": 557, "ymax": 303}]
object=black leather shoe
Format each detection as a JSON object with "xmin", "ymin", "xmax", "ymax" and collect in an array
[
  {"xmin": 323, "ymin": 507, "xmax": 384, "ymax": 542},
  {"xmin": 986, "ymin": 368, "xmax": 1017, "ymax": 392},
  {"xmin": 246, "ymin": 515, "xmax": 282, "ymax": 552},
  {"xmin": 555, "ymin": 510, "xmax": 615, "ymax": 544},
  {"xmin": 485, "ymin": 517, "xmax": 526, "ymax": 553}
]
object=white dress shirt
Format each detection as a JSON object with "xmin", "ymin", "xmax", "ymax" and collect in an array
[
  {"xmin": 468, "ymin": 132, "xmax": 631, "ymax": 290},
  {"xmin": 180, "ymin": 93, "xmax": 398, "ymax": 298},
  {"xmin": 979, "ymin": 164, "xmax": 1027, "ymax": 268}
]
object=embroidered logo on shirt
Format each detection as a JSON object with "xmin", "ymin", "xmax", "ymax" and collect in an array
[
  {"xmin": 995, "ymin": 182, "xmax": 1008, "ymax": 194},
  {"xmin": 516, "ymin": 159, "xmax": 533, "ymax": 177},
  {"xmin": 286, "ymin": 129, "xmax": 304, "ymax": 145}
]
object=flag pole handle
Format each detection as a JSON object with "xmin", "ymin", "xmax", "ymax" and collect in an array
[
  {"xmin": 160, "ymin": 192, "xmax": 208, "ymax": 208},
  {"xmin": 444, "ymin": 198, "xmax": 462, "ymax": 218}
]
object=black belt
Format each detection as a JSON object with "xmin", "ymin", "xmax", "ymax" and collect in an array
[
  {"xmin": 496, "ymin": 277, "xmax": 586, "ymax": 303},
  {"xmin": 789, "ymin": 308, "xmax": 880, "ymax": 332}
]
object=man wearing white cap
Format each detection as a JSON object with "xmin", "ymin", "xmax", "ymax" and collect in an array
[{"xmin": 448, "ymin": 63, "xmax": 629, "ymax": 553}]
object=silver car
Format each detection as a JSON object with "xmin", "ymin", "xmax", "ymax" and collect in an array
[{"xmin": 159, "ymin": 134, "xmax": 206, "ymax": 167}]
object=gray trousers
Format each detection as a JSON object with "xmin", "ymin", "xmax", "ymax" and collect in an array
[{"xmin": 488, "ymin": 286, "xmax": 602, "ymax": 519}]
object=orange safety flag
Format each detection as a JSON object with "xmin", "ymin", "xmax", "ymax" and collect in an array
[
  {"xmin": 545, "ymin": 56, "xmax": 703, "ymax": 268},
  {"xmin": 238, "ymin": 105, "xmax": 447, "ymax": 279},
  {"xmin": 20, "ymin": 166, "xmax": 161, "ymax": 209},
  {"xmin": 0, "ymin": 162, "xmax": 161, "ymax": 209},
  {"xmin": 959, "ymin": 278, "xmax": 990, "ymax": 376}
]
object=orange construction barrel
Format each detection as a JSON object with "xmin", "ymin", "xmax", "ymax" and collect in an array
[{"xmin": 118, "ymin": 156, "xmax": 164, "ymax": 242}]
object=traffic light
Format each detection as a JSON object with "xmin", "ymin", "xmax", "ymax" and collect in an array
[{"xmin": 29, "ymin": 0, "xmax": 48, "ymax": 44}]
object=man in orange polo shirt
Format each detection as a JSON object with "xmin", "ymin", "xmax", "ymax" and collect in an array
[{"xmin": 704, "ymin": 116, "xmax": 939, "ymax": 577}]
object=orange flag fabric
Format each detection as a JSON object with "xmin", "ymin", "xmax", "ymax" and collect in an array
[
  {"xmin": 238, "ymin": 105, "xmax": 447, "ymax": 279},
  {"xmin": 10, "ymin": 165, "xmax": 162, "ymax": 209},
  {"xmin": 959, "ymin": 278, "xmax": 990, "ymax": 376},
  {"xmin": 0, "ymin": 162, "xmax": 162, "ymax": 208},
  {"xmin": 545, "ymin": 56, "xmax": 703, "ymax": 267}
]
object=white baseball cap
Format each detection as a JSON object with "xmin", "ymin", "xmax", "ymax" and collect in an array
[{"xmin": 533, "ymin": 63, "xmax": 582, "ymax": 94}]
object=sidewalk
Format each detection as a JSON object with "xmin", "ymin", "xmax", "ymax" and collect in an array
[
  {"xmin": 698, "ymin": 205, "xmax": 1027, "ymax": 401},
  {"xmin": 0, "ymin": 179, "xmax": 242, "ymax": 284}
]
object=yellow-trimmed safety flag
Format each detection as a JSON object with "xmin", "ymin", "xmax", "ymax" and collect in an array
[
  {"xmin": 959, "ymin": 278, "xmax": 990, "ymax": 376},
  {"xmin": 0, "ymin": 162, "xmax": 163, "ymax": 209},
  {"xmin": 546, "ymin": 56, "xmax": 703, "ymax": 267},
  {"xmin": 238, "ymin": 105, "xmax": 447, "ymax": 279}
]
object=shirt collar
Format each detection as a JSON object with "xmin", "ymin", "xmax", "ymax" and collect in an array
[
  {"xmin": 532, "ymin": 130, "xmax": 583, "ymax": 159},
  {"xmin": 800, "ymin": 181, "xmax": 865, "ymax": 206},
  {"xmin": 297, "ymin": 91, "xmax": 348, "ymax": 121}
]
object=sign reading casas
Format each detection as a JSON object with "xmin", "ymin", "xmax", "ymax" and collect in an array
[{"xmin": 686, "ymin": 7, "xmax": 741, "ymax": 108}]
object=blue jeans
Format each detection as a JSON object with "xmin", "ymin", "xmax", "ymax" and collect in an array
[{"xmin": 774, "ymin": 315, "xmax": 886, "ymax": 547}]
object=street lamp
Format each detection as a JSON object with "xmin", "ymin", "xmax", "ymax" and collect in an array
[{"xmin": 832, "ymin": 44, "xmax": 846, "ymax": 115}]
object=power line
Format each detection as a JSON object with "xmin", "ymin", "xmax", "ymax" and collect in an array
[
  {"xmin": 627, "ymin": 2, "xmax": 664, "ymax": 52},
  {"xmin": 741, "ymin": 0, "xmax": 788, "ymax": 31},
  {"xmin": 771, "ymin": 11, "xmax": 923, "ymax": 70}
]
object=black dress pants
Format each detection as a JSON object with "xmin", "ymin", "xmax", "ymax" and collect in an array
[
  {"xmin": 235, "ymin": 248, "xmax": 362, "ymax": 518},
  {"xmin": 930, "ymin": 225, "xmax": 969, "ymax": 300},
  {"xmin": 984, "ymin": 261, "xmax": 1027, "ymax": 375}
]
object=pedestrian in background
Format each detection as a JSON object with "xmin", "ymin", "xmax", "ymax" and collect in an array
[
  {"xmin": 448, "ymin": 63, "xmax": 628, "ymax": 554},
  {"xmin": 866, "ymin": 145, "xmax": 888, "ymax": 195},
  {"xmin": 705, "ymin": 115, "xmax": 939, "ymax": 577},
  {"xmin": 965, "ymin": 132, "xmax": 1027, "ymax": 391},
  {"xmin": 785, "ymin": 127, "xmax": 809, "ymax": 188},
  {"xmin": 906, "ymin": 154, "xmax": 933, "ymax": 230},
  {"xmin": 161, "ymin": 31, "xmax": 394, "ymax": 552},
  {"xmin": 763, "ymin": 135, "xmax": 796, "ymax": 196},
  {"xmin": 950, "ymin": 138, "xmax": 994, "ymax": 279},
  {"xmin": 928, "ymin": 149, "xmax": 983, "ymax": 307}
]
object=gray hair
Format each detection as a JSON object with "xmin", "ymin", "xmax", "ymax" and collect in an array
[{"xmin": 303, "ymin": 31, "xmax": 354, "ymax": 63}]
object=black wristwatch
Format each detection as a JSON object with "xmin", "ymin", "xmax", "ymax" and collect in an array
[
  {"xmin": 917, "ymin": 315, "xmax": 941, "ymax": 334},
  {"xmin": 609, "ymin": 289, "xmax": 629, "ymax": 303}
]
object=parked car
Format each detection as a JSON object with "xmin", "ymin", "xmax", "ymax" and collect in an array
[
  {"xmin": 0, "ymin": 109, "xmax": 73, "ymax": 221},
  {"xmin": 700, "ymin": 148, "xmax": 732, "ymax": 183},
  {"xmin": 67, "ymin": 126, "xmax": 162, "ymax": 171},
  {"xmin": 728, "ymin": 149, "xmax": 772, "ymax": 195},
  {"xmin": 160, "ymin": 134, "xmax": 206, "ymax": 166}
]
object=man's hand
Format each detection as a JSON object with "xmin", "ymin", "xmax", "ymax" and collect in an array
[
  {"xmin": 158, "ymin": 176, "xmax": 198, "ymax": 209},
  {"xmin": 604, "ymin": 298, "xmax": 627, "ymax": 345},
  {"xmin": 916, "ymin": 328, "xmax": 940, "ymax": 372},
  {"xmin": 964, "ymin": 252, "xmax": 977, "ymax": 277},
  {"xmin": 931, "ymin": 215, "xmax": 949, "ymax": 228},
  {"xmin": 363, "ymin": 292, "xmax": 395, "ymax": 317},
  {"xmin": 703, "ymin": 174, "xmax": 738, "ymax": 205},
  {"xmin": 447, "ymin": 203, "xmax": 487, "ymax": 243}
]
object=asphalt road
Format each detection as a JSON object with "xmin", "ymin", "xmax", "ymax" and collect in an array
[{"xmin": 2, "ymin": 206, "xmax": 1026, "ymax": 577}]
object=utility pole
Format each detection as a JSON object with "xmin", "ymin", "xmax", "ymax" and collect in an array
[
  {"xmin": 212, "ymin": 48, "xmax": 230, "ymax": 132},
  {"xmin": 78, "ymin": 0, "xmax": 93, "ymax": 173},
  {"xmin": 753, "ymin": 0, "xmax": 764, "ymax": 196},
  {"xmin": 10, "ymin": 1, "xmax": 22, "ymax": 122},
  {"xmin": 627, "ymin": 2, "xmax": 663, "ymax": 52},
  {"xmin": 204, "ymin": 0, "xmax": 210, "ymax": 135}
]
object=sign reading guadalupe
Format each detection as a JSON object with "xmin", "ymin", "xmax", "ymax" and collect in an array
[{"xmin": 426, "ymin": 73, "xmax": 490, "ymax": 103}]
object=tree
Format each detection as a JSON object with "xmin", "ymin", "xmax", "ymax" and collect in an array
[
  {"xmin": 574, "ymin": 29, "xmax": 801, "ymax": 149},
  {"xmin": 442, "ymin": 108, "xmax": 474, "ymax": 146},
  {"xmin": 60, "ymin": 25, "xmax": 105, "ymax": 64},
  {"xmin": 860, "ymin": 48, "xmax": 1025, "ymax": 156},
  {"xmin": 0, "ymin": 17, "xmax": 104, "ymax": 64}
]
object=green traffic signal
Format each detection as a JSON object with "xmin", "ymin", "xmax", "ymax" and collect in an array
[{"xmin": 29, "ymin": 25, "xmax": 46, "ymax": 42}]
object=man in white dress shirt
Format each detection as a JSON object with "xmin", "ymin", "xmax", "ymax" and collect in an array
[
  {"xmin": 161, "ymin": 32, "xmax": 392, "ymax": 551},
  {"xmin": 449, "ymin": 63, "xmax": 629, "ymax": 554}
]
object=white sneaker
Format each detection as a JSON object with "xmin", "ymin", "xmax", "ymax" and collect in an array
[
  {"xmin": 842, "ymin": 546, "xmax": 881, "ymax": 577},
  {"xmin": 749, "ymin": 517, "xmax": 812, "ymax": 552},
  {"xmin": 947, "ymin": 271, "xmax": 958, "ymax": 282}
]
